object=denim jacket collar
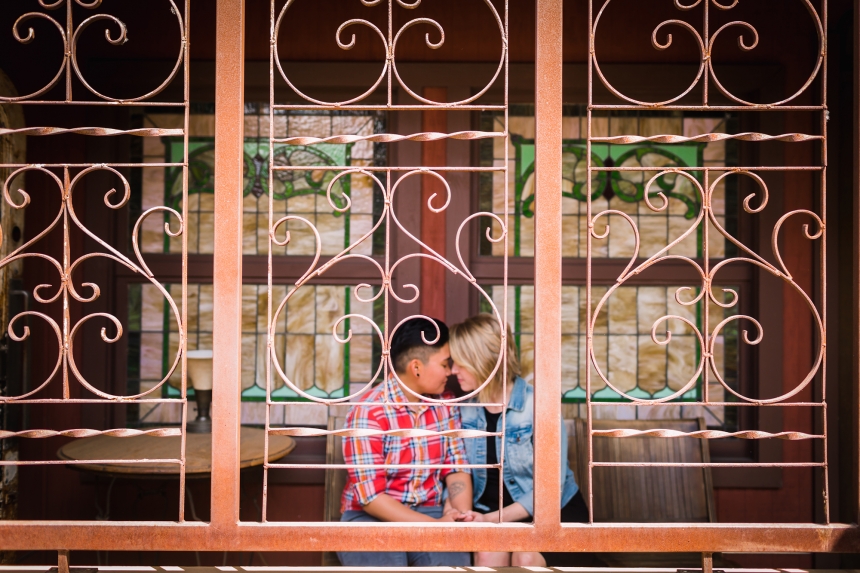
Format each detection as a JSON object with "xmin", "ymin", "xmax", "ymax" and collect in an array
[{"xmin": 507, "ymin": 376, "xmax": 528, "ymax": 413}]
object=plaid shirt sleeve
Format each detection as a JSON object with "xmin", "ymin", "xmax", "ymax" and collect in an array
[
  {"xmin": 342, "ymin": 405, "xmax": 388, "ymax": 507},
  {"xmin": 439, "ymin": 404, "xmax": 470, "ymax": 481}
]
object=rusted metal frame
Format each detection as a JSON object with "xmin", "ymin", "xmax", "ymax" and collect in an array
[
  {"xmin": 534, "ymin": 0, "xmax": 563, "ymax": 530},
  {"xmin": 212, "ymin": 0, "xmax": 245, "ymax": 528},
  {"xmin": 0, "ymin": 522, "xmax": 859, "ymax": 553}
]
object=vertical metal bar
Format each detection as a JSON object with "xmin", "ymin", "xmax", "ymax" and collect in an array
[
  {"xmin": 212, "ymin": 0, "xmax": 245, "ymax": 527},
  {"xmin": 64, "ymin": 0, "xmax": 72, "ymax": 102},
  {"xmin": 702, "ymin": 169, "xmax": 709, "ymax": 404},
  {"xmin": 820, "ymin": 0, "xmax": 829, "ymax": 526},
  {"xmin": 62, "ymin": 168, "xmax": 70, "ymax": 400},
  {"xmin": 57, "ymin": 549, "xmax": 70, "ymax": 573},
  {"xmin": 178, "ymin": 0, "xmax": 191, "ymax": 523},
  {"xmin": 263, "ymin": 0, "xmax": 276, "ymax": 524},
  {"xmin": 585, "ymin": 0, "xmax": 595, "ymax": 525},
  {"xmin": 701, "ymin": 552, "xmax": 713, "ymax": 573},
  {"xmin": 533, "ymin": 0, "xmax": 563, "ymax": 528}
]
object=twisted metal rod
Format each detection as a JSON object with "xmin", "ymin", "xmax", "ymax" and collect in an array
[{"xmin": 0, "ymin": 428, "xmax": 182, "ymax": 439}]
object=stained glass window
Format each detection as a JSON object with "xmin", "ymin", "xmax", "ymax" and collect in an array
[
  {"xmin": 126, "ymin": 107, "xmax": 386, "ymax": 424},
  {"xmin": 478, "ymin": 108, "xmax": 740, "ymax": 428}
]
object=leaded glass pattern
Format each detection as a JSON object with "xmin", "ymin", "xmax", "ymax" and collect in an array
[
  {"xmin": 480, "ymin": 285, "xmax": 737, "ymax": 427},
  {"xmin": 136, "ymin": 108, "xmax": 384, "ymax": 256},
  {"xmin": 477, "ymin": 109, "xmax": 738, "ymax": 426},
  {"xmin": 127, "ymin": 282, "xmax": 381, "ymax": 424},
  {"xmin": 480, "ymin": 109, "xmax": 733, "ymax": 258},
  {"xmin": 127, "ymin": 108, "xmax": 386, "ymax": 419}
]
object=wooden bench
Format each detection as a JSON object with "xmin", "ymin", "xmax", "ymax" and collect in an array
[{"xmin": 572, "ymin": 417, "xmax": 718, "ymax": 567}]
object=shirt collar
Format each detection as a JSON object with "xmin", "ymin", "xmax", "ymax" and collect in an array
[{"xmin": 507, "ymin": 376, "xmax": 528, "ymax": 412}]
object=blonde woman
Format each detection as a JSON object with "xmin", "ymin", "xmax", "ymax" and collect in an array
[{"xmin": 449, "ymin": 314, "xmax": 587, "ymax": 567}]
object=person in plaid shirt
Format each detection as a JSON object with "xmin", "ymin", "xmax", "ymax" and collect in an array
[{"xmin": 337, "ymin": 318, "xmax": 473, "ymax": 566}]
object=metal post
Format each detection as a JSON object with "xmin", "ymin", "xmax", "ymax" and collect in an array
[
  {"xmin": 212, "ymin": 0, "xmax": 245, "ymax": 527},
  {"xmin": 533, "ymin": 0, "xmax": 563, "ymax": 529},
  {"xmin": 702, "ymin": 551, "xmax": 714, "ymax": 573},
  {"xmin": 57, "ymin": 550, "xmax": 69, "ymax": 573}
]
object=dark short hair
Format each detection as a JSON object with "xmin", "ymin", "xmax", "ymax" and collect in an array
[{"xmin": 390, "ymin": 317, "xmax": 449, "ymax": 374}]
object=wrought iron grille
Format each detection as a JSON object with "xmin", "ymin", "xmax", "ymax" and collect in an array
[
  {"xmin": 0, "ymin": 0, "xmax": 856, "ymax": 561},
  {"xmin": 584, "ymin": 0, "xmax": 829, "ymax": 523},
  {"xmin": 0, "ymin": 0, "xmax": 192, "ymax": 519},
  {"xmin": 262, "ymin": 0, "xmax": 511, "ymax": 521}
]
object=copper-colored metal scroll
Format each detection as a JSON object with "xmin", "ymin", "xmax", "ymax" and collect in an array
[
  {"xmin": 0, "ymin": 0, "xmax": 191, "ymax": 520},
  {"xmin": 584, "ymin": 0, "xmax": 831, "ymax": 524},
  {"xmin": 263, "ymin": 0, "xmax": 511, "ymax": 523}
]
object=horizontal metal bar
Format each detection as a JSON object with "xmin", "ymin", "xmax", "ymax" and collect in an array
[
  {"xmin": 273, "ymin": 131, "xmax": 505, "ymax": 145},
  {"xmin": 591, "ymin": 133, "xmax": 823, "ymax": 144},
  {"xmin": 590, "ymin": 429, "xmax": 823, "ymax": 440},
  {"xmin": 589, "ymin": 105, "xmax": 826, "ymax": 111},
  {"xmin": 0, "ymin": 428, "xmax": 181, "ymax": 439},
  {"xmin": 273, "ymin": 104, "xmax": 506, "ymax": 111},
  {"xmin": 266, "ymin": 463, "xmax": 498, "ymax": 470},
  {"xmin": 266, "ymin": 400, "xmax": 505, "ymax": 408},
  {"xmin": 0, "ymin": 163, "xmax": 185, "ymax": 169},
  {"xmin": 591, "ymin": 401, "xmax": 826, "ymax": 407},
  {"xmin": 271, "ymin": 165, "xmax": 506, "ymax": 172},
  {"xmin": 0, "ymin": 459, "xmax": 182, "ymax": 466},
  {"xmin": 588, "ymin": 166, "xmax": 824, "ymax": 172},
  {"xmin": 590, "ymin": 462, "xmax": 825, "ymax": 468},
  {"xmin": 0, "ymin": 128, "xmax": 185, "ymax": 137},
  {"xmin": 10, "ymin": 101, "xmax": 187, "ymax": 107},
  {"xmin": 0, "ymin": 522, "xmax": 856, "ymax": 553},
  {"xmin": 269, "ymin": 428, "xmax": 500, "ymax": 439},
  {"xmin": 0, "ymin": 399, "xmax": 186, "ymax": 405}
]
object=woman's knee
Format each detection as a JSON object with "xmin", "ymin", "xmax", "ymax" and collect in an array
[
  {"xmin": 473, "ymin": 552, "xmax": 511, "ymax": 567},
  {"xmin": 511, "ymin": 551, "xmax": 546, "ymax": 567}
]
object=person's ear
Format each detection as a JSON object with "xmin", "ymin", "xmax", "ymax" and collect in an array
[{"xmin": 409, "ymin": 357, "xmax": 423, "ymax": 378}]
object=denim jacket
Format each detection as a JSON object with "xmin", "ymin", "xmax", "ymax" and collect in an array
[{"xmin": 460, "ymin": 376, "xmax": 578, "ymax": 516}]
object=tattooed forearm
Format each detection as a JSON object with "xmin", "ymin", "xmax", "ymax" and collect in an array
[{"xmin": 448, "ymin": 481, "xmax": 466, "ymax": 499}]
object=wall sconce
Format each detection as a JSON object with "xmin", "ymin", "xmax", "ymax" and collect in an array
[{"xmin": 186, "ymin": 350, "xmax": 213, "ymax": 434}]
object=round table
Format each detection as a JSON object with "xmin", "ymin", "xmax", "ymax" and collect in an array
[{"xmin": 57, "ymin": 426, "xmax": 295, "ymax": 479}]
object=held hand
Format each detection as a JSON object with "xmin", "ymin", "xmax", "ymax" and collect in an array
[
  {"xmin": 438, "ymin": 510, "xmax": 465, "ymax": 522},
  {"xmin": 457, "ymin": 510, "xmax": 485, "ymax": 522}
]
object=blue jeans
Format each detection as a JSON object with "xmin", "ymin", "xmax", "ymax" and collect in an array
[{"xmin": 337, "ymin": 506, "xmax": 471, "ymax": 566}]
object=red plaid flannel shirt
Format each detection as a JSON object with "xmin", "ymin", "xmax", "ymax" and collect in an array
[{"xmin": 340, "ymin": 377, "xmax": 470, "ymax": 513}]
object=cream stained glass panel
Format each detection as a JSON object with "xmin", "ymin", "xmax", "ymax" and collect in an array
[
  {"xmin": 481, "ymin": 284, "xmax": 735, "ymax": 424},
  {"xmin": 127, "ymin": 282, "xmax": 380, "ymax": 425}
]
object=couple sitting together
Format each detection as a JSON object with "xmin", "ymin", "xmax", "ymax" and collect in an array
[{"xmin": 338, "ymin": 314, "xmax": 588, "ymax": 567}]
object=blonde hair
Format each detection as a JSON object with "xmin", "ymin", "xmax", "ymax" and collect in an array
[{"xmin": 449, "ymin": 313, "xmax": 521, "ymax": 403}]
